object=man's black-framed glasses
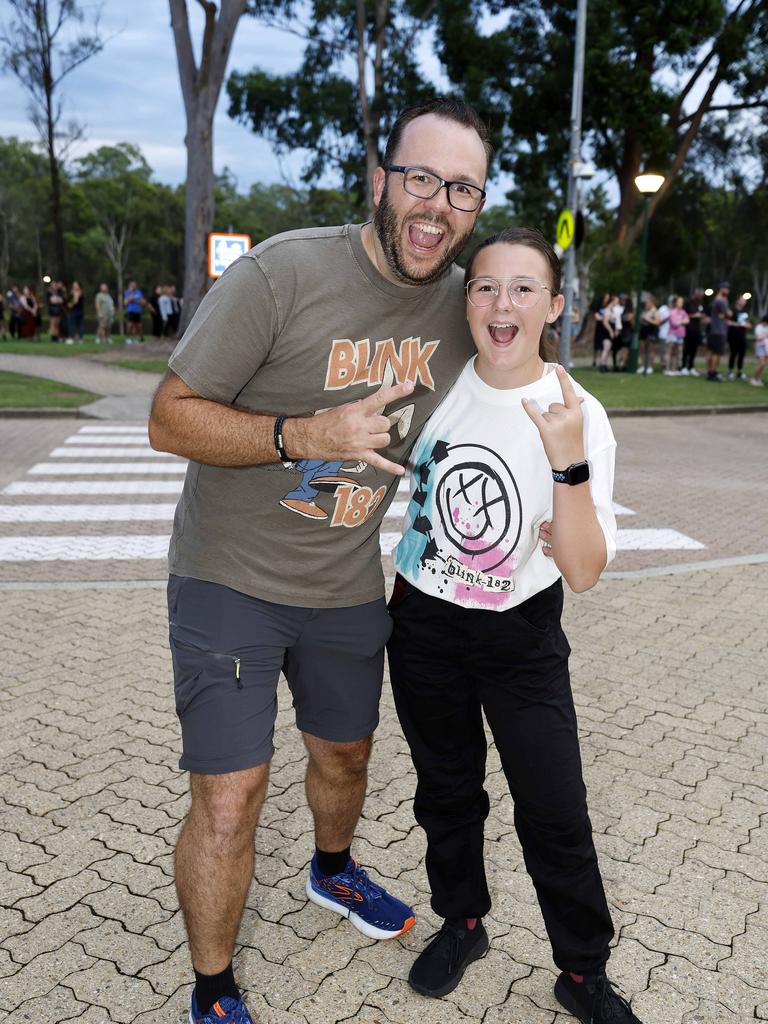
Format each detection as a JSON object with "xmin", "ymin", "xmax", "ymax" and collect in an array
[{"xmin": 385, "ymin": 165, "xmax": 486, "ymax": 212}]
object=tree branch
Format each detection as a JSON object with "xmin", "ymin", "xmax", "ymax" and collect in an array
[
  {"xmin": 169, "ymin": 0, "xmax": 199, "ymax": 116},
  {"xmin": 677, "ymin": 98, "xmax": 768, "ymax": 126},
  {"xmin": 208, "ymin": 0, "xmax": 249, "ymax": 97},
  {"xmin": 668, "ymin": 0, "xmax": 753, "ymax": 131}
]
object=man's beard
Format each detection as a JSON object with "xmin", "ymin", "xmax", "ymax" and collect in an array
[{"xmin": 373, "ymin": 184, "xmax": 476, "ymax": 285}]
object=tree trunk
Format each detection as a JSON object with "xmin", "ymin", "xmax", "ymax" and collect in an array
[
  {"xmin": 613, "ymin": 132, "xmax": 642, "ymax": 249},
  {"xmin": 169, "ymin": 0, "xmax": 247, "ymax": 337},
  {"xmin": 182, "ymin": 102, "xmax": 215, "ymax": 332},
  {"xmin": 43, "ymin": 32, "xmax": 66, "ymax": 278}
]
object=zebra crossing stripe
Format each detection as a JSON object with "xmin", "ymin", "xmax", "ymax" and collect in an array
[
  {"xmin": 3, "ymin": 481, "xmax": 185, "ymax": 495},
  {"xmin": 0, "ymin": 504, "xmax": 177, "ymax": 522},
  {"xmin": 77, "ymin": 426, "xmax": 148, "ymax": 434},
  {"xmin": 615, "ymin": 529, "xmax": 705, "ymax": 551},
  {"xmin": 29, "ymin": 463, "xmax": 187, "ymax": 475},
  {"xmin": 0, "ymin": 536, "xmax": 171, "ymax": 561},
  {"xmin": 49, "ymin": 447, "xmax": 175, "ymax": 458},
  {"xmin": 65, "ymin": 436, "xmax": 153, "ymax": 445}
]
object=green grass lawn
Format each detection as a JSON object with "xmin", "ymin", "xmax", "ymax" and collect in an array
[
  {"xmin": 0, "ymin": 371, "xmax": 98, "ymax": 408},
  {"xmin": 112, "ymin": 359, "xmax": 169, "ymax": 373},
  {"xmin": 0, "ymin": 338, "xmax": 107, "ymax": 357},
  {"xmin": 572, "ymin": 364, "xmax": 768, "ymax": 408}
]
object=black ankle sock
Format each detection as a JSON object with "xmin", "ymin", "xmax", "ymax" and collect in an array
[
  {"xmin": 194, "ymin": 963, "xmax": 239, "ymax": 1014},
  {"xmin": 315, "ymin": 846, "xmax": 351, "ymax": 876}
]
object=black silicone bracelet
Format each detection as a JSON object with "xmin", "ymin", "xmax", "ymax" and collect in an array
[{"xmin": 274, "ymin": 415, "xmax": 291, "ymax": 464}]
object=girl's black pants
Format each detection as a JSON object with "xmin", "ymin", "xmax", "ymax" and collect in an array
[{"xmin": 387, "ymin": 576, "xmax": 615, "ymax": 973}]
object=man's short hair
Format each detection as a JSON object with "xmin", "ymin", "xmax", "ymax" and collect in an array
[{"xmin": 383, "ymin": 98, "xmax": 493, "ymax": 175}]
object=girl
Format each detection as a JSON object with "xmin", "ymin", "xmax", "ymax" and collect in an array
[
  {"xmin": 750, "ymin": 313, "xmax": 768, "ymax": 386},
  {"xmin": 69, "ymin": 282, "xmax": 85, "ymax": 341},
  {"xmin": 387, "ymin": 228, "xmax": 641, "ymax": 1024},
  {"xmin": 664, "ymin": 295, "xmax": 689, "ymax": 375},
  {"xmin": 637, "ymin": 294, "xmax": 659, "ymax": 373},
  {"xmin": 594, "ymin": 292, "xmax": 615, "ymax": 372}
]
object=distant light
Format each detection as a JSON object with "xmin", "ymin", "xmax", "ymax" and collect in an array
[
  {"xmin": 704, "ymin": 288, "xmax": 714, "ymax": 297},
  {"xmin": 742, "ymin": 292, "xmax": 752, "ymax": 300},
  {"xmin": 634, "ymin": 173, "xmax": 665, "ymax": 195},
  {"xmin": 42, "ymin": 275, "xmax": 51, "ymax": 284}
]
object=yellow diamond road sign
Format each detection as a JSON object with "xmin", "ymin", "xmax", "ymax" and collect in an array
[{"xmin": 557, "ymin": 209, "xmax": 575, "ymax": 251}]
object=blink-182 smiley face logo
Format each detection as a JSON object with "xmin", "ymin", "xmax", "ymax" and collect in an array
[{"xmin": 415, "ymin": 442, "xmax": 522, "ymax": 573}]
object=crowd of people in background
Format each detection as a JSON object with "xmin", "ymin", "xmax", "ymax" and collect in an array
[
  {"xmin": 0, "ymin": 280, "xmax": 182, "ymax": 344},
  {"xmin": 591, "ymin": 283, "xmax": 767, "ymax": 387},
  {"xmin": 1, "ymin": 274, "xmax": 765, "ymax": 389}
]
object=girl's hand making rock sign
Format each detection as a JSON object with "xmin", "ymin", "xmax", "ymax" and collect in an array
[{"xmin": 521, "ymin": 364, "xmax": 586, "ymax": 471}]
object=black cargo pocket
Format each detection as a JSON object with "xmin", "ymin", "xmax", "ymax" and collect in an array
[{"xmin": 169, "ymin": 634, "xmax": 241, "ymax": 717}]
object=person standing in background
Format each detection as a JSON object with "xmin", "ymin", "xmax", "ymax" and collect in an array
[
  {"xmin": 750, "ymin": 314, "xmax": 768, "ymax": 387},
  {"xmin": 159, "ymin": 286, "xmax": 174, "ymax": 336},
  {"xmin": 149, "ymin": 285, "xmax": 164, "ymax": 338},
  {"xmin": 664, "ymin": 296, "xmax": 688, "ymax": 375},
  {"xmin": 681, "ymin": 288, "xmax": 705, "ymax": 376},
  {"xmin": 727, "ymin": 296, "xmax": 751, "ymax": 381},
  {"xmin": 637, "ymin": 294, "xmax": 659, "ymax": 374},
  {"xmin": 95, "ymin": 283, "xmax": 115, "ymax": 344},
  {"xmin": 655, "ymin": 296, "xmax": 671, "ymax": 373},
  {"xmin": 706, "ymin": 283, "xmax": 731, "ymax": 382},
  {"xmin": 124, "ymin": 280, "xmax": 145, "ymax": 344},
  {"xmin": 69, "ymin": 282, "xmax": 85, "ymax": 342},
  {"xmin": 6, "ymin": 287, "xmax": 22, "ymax": 338},
  {"xmin": 48, "ymin": 280, "xmax": 65, "ymax": 341}
]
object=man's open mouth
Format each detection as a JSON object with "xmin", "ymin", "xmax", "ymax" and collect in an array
[
  {"xmin": 488, "ymin": 322, "xmax": 519, "ymax": 344},
  {"xmin": 407, "ymin": 220, "xmax": 446, "ymax": 252}
]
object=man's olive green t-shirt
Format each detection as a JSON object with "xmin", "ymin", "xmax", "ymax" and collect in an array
[{"xmin": 167, "ymin": 223, "xmax": 473, "ymax": 608}]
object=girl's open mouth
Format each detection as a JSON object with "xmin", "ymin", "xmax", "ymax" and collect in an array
[{"xmin": 488, "ymin": 322, "xmax": 519, "ymax": 345}]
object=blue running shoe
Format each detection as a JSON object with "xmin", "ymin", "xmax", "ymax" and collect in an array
[
  {"xmin": 189, "ymin": 992, "xmax": 254, "ymax": 1024},
  {"xmin": 306, "ymin": 855, "xmax": 416, "ymax": 940}
]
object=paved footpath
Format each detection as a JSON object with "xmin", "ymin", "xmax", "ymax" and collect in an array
[{"xmin": 0, "ymin": 413, "xmax": 766, "ymax": 1024}]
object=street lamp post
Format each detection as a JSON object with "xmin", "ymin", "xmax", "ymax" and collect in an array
[
  {"xmin": 627, "ymin": 173, "xmax": 664, "ymax": 374},
  {"xmin": 559, "ymin": 0, "xmax": 588, "ymax": 368}
]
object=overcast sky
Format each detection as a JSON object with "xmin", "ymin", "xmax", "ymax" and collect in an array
[{"xmin": 0, "ymin": 0, "xmax": 513, "ymax": 205}]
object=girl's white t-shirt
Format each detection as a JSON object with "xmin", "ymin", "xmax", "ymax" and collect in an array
[{"xmin": 393, "ymin": 360, "xmax": 617, "ymax": 612}]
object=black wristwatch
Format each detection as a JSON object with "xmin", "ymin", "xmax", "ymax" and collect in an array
[{"xmin": 552, "ymin": 461, "xmax": 590, "ymax": 485}]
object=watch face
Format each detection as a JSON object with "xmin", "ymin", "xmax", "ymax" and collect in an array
[{"xmin": 568, "ymin": 461, "xmax": 590, "ymax": 484}]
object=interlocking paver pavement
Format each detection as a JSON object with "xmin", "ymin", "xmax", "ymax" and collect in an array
[
  {"xmin": 0, "ymin": 412, "xmax": 766, "ymax": 1023},
  {"xmin": 0, "ymin": 566, "xmax": 766, "ymax": 1022}
]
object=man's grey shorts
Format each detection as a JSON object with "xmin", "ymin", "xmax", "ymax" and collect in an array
[{"xmin": 168, "ymin": 575, "xmax": 392, "ymax": 775}]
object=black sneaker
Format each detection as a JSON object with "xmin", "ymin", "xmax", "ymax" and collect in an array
[
  {"xmin": 555, "ymin": 971, "xmax": 643, "ymax": 1023},
  {"xmin": 408, "ymin": 919, "xmax": 489, "ymax": 997}
]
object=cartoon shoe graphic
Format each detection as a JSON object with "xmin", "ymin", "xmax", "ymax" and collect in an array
[{"xmin": 279, "ymin": 498, "xmax": 328, "ymax": 519}]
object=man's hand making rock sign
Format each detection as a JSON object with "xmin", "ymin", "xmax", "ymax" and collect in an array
[{"xmin": 521, "ymin": 364, "xmax": 585, "ymax": 470}]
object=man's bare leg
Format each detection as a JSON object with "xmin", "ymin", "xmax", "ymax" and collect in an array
[
  {"xmin": 176, "ymin": 763, "xmax": 269, "ymax": 973},
  {"xmin": 303, "ymin": 733, "xmax": 371, "ymax": 851}
]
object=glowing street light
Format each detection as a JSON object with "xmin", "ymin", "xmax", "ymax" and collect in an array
[
  {"xmin": 704, "ymin": 288, "xmax": 714, "ymax": 297},
  {"xmin": 628, "ymin": 172, "xmax": 665, "ymax": 373},
  {"xmin": 743, "ymin": 292, "xmax": 752, "ymax": 300},
  {"xmin": 634, "ymin": 174, "xmax": 665, "ymax": 195}
]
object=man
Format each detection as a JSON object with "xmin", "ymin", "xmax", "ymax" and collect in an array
[
  {"xmin": 706, "ymin": 282, "xmax": 731, "ymax": 381},
  {"xmin": 149, "ymin": 98, "xmax": 490, "ymax": 1024},
  {"xmin": 123, "ymin": 280, "xmax": 145, "ymax": 343},
  {"xmin": 94, "ymin": 283, "xmax": 115, "ymax": 344}
]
